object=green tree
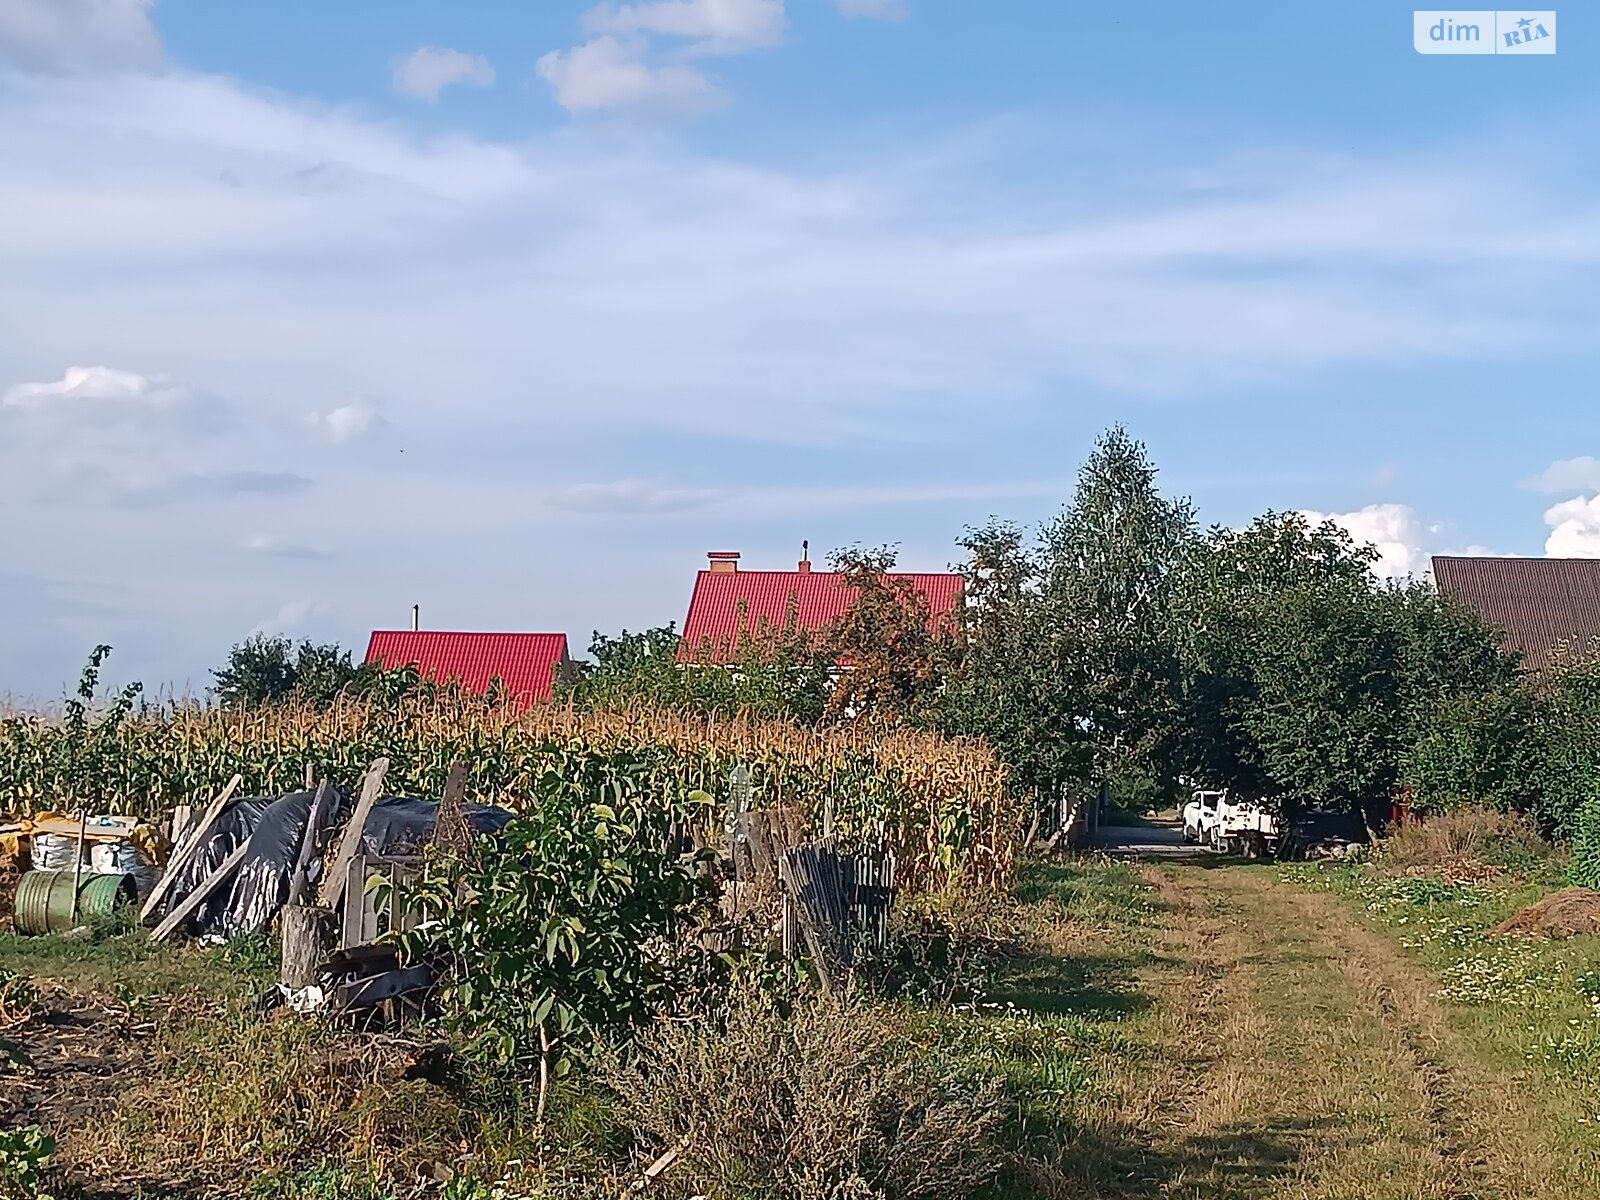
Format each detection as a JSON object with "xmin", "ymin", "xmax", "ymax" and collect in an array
[
  {"xmin": 1171, "ymin": 512, "xmax": 1381, "ymax": 805},
  {"xmin": 933, "ymin": 520, "xmax": 1091, "ymax": 811},
  {"xmin": 562, "ymin": 615, "xmax": 831, "ymax": 723},
  {"xmin": 822, "ymin": 545, "xmax": 953, "ymax": 723},
  {"xmin": 211, "ymin": 635, "xmax": 372, "ymax": 708},
  {"xmin": 1531, "ymin": 650, "xmax": 1600, "ymax": 837},
  {"xmin": 1040, "ymin": 426, "xmax": 1196, "ymax": 806}
]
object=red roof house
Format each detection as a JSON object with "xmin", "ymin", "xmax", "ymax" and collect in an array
[
  {"xmin": 680, "ymin": 551, "xmax": 963, "ymax": 661},
  {"xmin": 364, "ymin": 631, "xmax": 573, "ymax": 703}
]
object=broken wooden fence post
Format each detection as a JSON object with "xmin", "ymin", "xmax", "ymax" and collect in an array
[
  {"xmin": 279, "ymin": 903, "xmax": 337, "ymax": 989},
  {"xmin": 284, "ymin": 780, "xmax": 333, "ymax": 909}
]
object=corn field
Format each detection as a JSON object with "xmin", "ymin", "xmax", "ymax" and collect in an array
[{"xmin": 0, "ymin": 698, "xmax": 1018, "ymax": 892}]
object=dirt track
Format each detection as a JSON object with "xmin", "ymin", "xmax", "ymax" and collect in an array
[{"xmin": 1080, "ymin": 862, "xmax": 1600, "ymax": 1200}]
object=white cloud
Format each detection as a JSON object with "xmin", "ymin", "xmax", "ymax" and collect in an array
[
  {"xmin": 250, "ymin": 599, "xmax": 334, "ymax": 638},
  {"xmin": 537, "ymin": 36, "xmax": 721, "ymax": 114},
  {"xmin": 1544, "ymin": 495, "xmax": 1600, "ymax": 558},
  {"xmin": 391, "ymin": 46, "xmax": 495, "ymax": 101},
  {"xmin": 584, "ymin": 0, "xmax": 786, "ymax": 48},
  {"xmin": 836, "ymin": 0, "xmax": 908, "ymax": 19},
  {"xmin": 3, "ymin": 364, "xmax": 179, "ymax": 409},
  {"xmin": 242, "ymin": 533, "xmax": 333, "ymax": 560},
  {"xmin": 1523, "ymin": 455, "xmax": 1600, "ymax": 494},
  {"xmin": 0, "ymin": 0, "xmax": 161, "ymax": 72},
  {"xmin": 309, "ymin": 401, "xmax": 381, "ymax": 443},
  {"xmin": 1300, "ymin": 503, "xmax": 1437, "ymax": 580},
  {"xmin": 549, "ymin": 478, "xmax": 728, "ymax": 514}
]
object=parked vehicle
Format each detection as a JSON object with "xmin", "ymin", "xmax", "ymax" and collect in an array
[
  {"xmin": 1182, "ymin": 789, "xmax": 1281, "ymax": 857},
  {"xmin": 1212, "ymin": 794, "xmax": 1280, "ymax": 858},
  {"xmin": 1181, "ymin": 790, "xmax": 1225, "ymax": 844}
]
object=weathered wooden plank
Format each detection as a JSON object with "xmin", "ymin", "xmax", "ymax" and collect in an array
[
  {"xmin": 140, "ymin": 774, "xmax": 243, "ymax": 921},
  {"xmin": 317, "ymin": 758, "xmax": 389, "ymax": 910},
  {"xmin": 148, "ymin": 841, "xmax": 251, "ymax": 943}
]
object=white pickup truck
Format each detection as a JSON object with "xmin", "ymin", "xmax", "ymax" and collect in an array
[{"xmin": 1181, "ymin": 789, "xmax": 1280, "ymax": 858}]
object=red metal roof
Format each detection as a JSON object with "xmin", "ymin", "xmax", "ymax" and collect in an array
[
  {"xmin": 681, "ymin": 567, "xmax": 963, "ymax": 660},
  {"xmin": 1432, "ymin": 556, "xmax": 1600, "ymax": 675},
  {"xmin": 364, "ymin": 631, "xmax": 570, "ymax": 702}
]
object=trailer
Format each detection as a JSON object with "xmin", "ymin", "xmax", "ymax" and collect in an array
[{"xmin": 1181, "ymin": 789, "xmax": 1280, "ymax": 857}]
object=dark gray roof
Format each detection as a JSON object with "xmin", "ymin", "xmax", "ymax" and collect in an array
[{"xmin": 1432, "ymin": 556, "xmax": 1600, "ymax": 675}]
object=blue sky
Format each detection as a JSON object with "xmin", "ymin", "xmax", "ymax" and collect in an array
[{"xmin": 1, "ymin": 1, "xmax": 1597, "ymax": 700}]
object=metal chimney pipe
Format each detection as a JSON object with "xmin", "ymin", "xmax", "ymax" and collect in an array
[{"xmin": 411, "ymin": 604, "xmax": 419, "ymax": 632}]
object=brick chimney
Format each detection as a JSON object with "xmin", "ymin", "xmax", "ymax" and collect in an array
[
  {"xmin": 707, "ymin": 551, "xmax": 740, "ymax": 573},
  {"xmin": 798, "ymin": 539, "xmax": 811, "ymax": 573}
]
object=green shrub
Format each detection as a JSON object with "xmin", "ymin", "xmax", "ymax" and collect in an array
[
  {"xmin": 398, "ymin": 782, "xmax": 716, "ymax": 1118},
  {"xmin": 1568, "ymin": 794, "xmax": 1600, "ymax": 889},
  {"xmin": 0, "ymin": 1126, "xmax": 53, "ymax": 1200}
]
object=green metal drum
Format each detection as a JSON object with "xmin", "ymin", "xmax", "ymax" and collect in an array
[{"xmin": 13, "ymin": 870, "xmax": 137, "ymax": 935}]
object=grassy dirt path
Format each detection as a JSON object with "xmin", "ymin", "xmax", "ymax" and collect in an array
[{"xmin": 1049, "ymin": 860, "xmax": 1600, "ymax": 1200}]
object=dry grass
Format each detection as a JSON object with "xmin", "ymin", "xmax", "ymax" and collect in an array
[
  {"xmin": 597, "ymin": 983, "xmax": 1003, "ymax": 1200},
  {"xmin": 1376, "ymin": 804, "xmax": 1554, "ymax": 881}
]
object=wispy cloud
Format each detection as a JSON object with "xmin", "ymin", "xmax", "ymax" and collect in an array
[
  {"xmin": 309, "ymin": 400, "xmax": 382, "ymax": 443},
  {"xmin": 242, "ymin": 533, "xmax": 334, "ymax": 560},
  {"xmin": 836, "ymin": 0, "xmax": 909, "ymax": 19},
  {"xmin": 537, "ymin": 36, "xmax": 721, "ymax": 115},
  {"xmin": 547, "ymin": 477, "xmax": 1073, "ymax": 517},
  {"xmin": 392, "ymin": 47, "xmax": 495, "ymax": 101},
  {"xmin": 548, "ymin": 478, "xmax": 729, "ymax": 514},
  {"xmin": 583, "ymin": 0, "xmax": 787, "ymax": 48},
  {"xmin": 249, "ymin": 599, "xmax": 335, "ymax": 638},
  {"xmin": 0, "ymin": 0, "xmax": 161, "ymax": 73},
  {"xmin": 117, "ymin": 470, "xmax": 314, "ymax": 506},
  {"xmin": 1522, "ymin": 455, "xmax": 1600, "ymax": 494}
]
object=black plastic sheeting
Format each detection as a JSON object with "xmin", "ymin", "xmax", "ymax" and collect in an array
[
  {"xmin": 221, "ymin": 787, "xmax": 351, "ymax": 940},
  {"xmin": 1278, "ymin": 808, "xmax": 1370, "ymax": 860},
  {"xmin": 159, "ymin": 791, "xmax": 515, "ymax": 940}
]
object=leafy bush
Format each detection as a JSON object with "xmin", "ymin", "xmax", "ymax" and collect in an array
[
  {"xmin": 0, "ymin": 1126, "xmax": 53, "ymax": 1200},
  {"xmin": 1568, "ymin": 794, "xmax": 1600, "ymax": 889},
  {"xmin": 400, "ymin": 783, "xmax": 715, "ymax": 1116},
  {"xmin": 598, "ymin": 984, "xmax": 1001, "ymax": 1200}
]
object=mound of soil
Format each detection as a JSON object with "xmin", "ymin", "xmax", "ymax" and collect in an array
[{"xmin": 1488, "ymin": 887, "xmax": 1600, "ymax": 939}]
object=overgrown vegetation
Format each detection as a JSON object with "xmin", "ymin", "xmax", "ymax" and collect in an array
[
  {"xmin": 213, "ymin": 635, "xmax": 434, "ymax": 709},
  {"xmin": 398, "ymin": 784, "xmax": 716, "ymax": 1118},
  {"xmin": 599, "ymin": 983, "xmax": 1003, "ymax": 1200},
  {"xmin": 0, "ymin": 694, "xmax": 1015, "ymax": 892}
]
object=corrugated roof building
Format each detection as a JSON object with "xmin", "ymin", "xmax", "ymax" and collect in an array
[
  {"xmin": 1432, "ymin": 556, "xmax": 1600, "ymax": 675},
  {"xmin": 680, "ymin": 550, "xmax": 963, "ymax": 661},
  {"xmin": 364, "ymin": 631, "xmax": 573, "ymax": 703}
]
